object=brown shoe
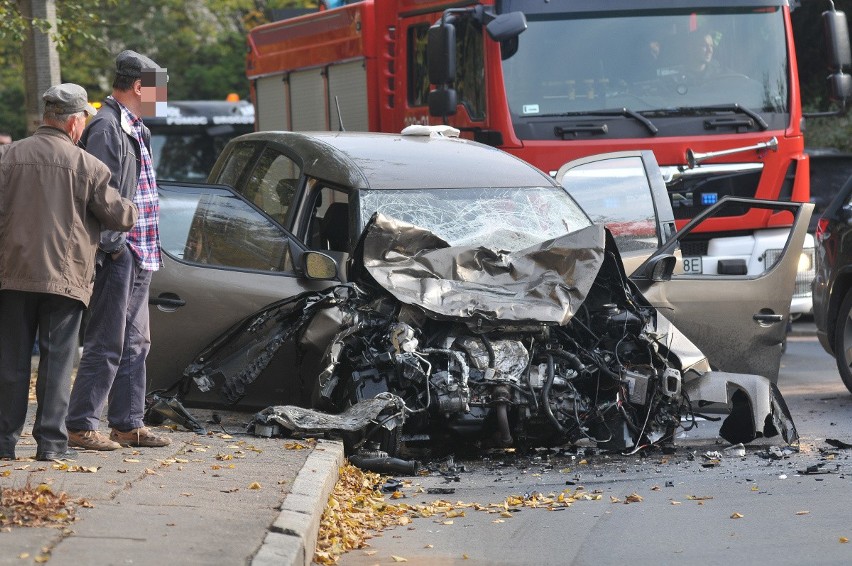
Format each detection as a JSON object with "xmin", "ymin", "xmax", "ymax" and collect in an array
[
  {"xmin": 110, "ymin": 427, "xmax": 171, "ymax": 448},
  {"xmin": 68, "ymin": 429, "xmax": 121, "ymax": 451}
]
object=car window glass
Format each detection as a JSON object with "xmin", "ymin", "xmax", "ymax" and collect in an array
[
  {"xmin": 306, "ymin": 186, "xmax": 351, "ymax": 253},
  {"xmin": 241, "ymin": 149, "xmax": 301, "ymax": 225},
  {"xmin": 560, "ymin": 156, "xmax": 659, "ymax": 252},
  {"xmin": 214, "ymin": 142, "xmax": 258, "ymax": 188},
  {"xmin": 359, "ymin": 186, "xmax": 589, "ymax": 252},
  {"xmin": 159, "ymin": 186, "xmax": 294, "ymax": 273}
]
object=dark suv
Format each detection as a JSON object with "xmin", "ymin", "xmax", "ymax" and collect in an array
[{"xmin": 813, "ymin": 174, "xmax": 852, "ymax": 392}]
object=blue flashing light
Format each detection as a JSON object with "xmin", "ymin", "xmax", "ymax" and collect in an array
[{"xmin": 701, "ymin": 193, "xmax": 718, "ymax": 205}]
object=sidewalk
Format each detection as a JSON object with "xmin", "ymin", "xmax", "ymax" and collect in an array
[{"xmin": 0, "ymin": 400, "xmax": 343, "ymax": 566}]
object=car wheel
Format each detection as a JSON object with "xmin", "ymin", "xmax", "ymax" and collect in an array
[{"xmin": 833, "ymin": 291, "xmax": 852, "ymax": 394}]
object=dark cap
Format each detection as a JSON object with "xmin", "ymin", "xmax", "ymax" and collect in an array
[
  {"xmin": 115, "ymin": 49, "xmax": 163, "ymax": 79},
  {"xmin": 43, "ymin": 83, "xmax": 97, "ymax": 116}
]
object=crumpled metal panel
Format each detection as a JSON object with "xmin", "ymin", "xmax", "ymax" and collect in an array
[
  {"xmin": 255, "ymin": 396, "xmax": 403, "ymax": 434},
  {"xmin": 682, "ymin": 371, "xmax": 798, "ymax": 444},
  {"xmin": 362, "ymin": 214, "xmax": 605, "ymax": 325}
]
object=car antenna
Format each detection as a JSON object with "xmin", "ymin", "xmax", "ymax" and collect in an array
[{"xmin": 334, "ymin": 96, "xmax": 345, "ymax": 132}]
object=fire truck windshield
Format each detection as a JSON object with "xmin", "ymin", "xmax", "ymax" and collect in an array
[{"xmin": 501, "ymin": 7, "xmax": 789, "ymax": 140}]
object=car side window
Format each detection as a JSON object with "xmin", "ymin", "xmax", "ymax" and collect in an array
[
  {"xmin": 559, "ymin": 155, "xmax": 660, "ymax": 253},
  {"xmin": 159, "ymin": 185, "xmax": 294, "ymax": 273},
  {"xmin": 213, "ymin": 142, "xmax": 259, "ymax": 188},
  {"xmin": 241, "ymin": 149, "xmax": 301, "ymax": 226},
  {"xmin": 306, "ymin": 186, "xmax": 351, "ymax": 253}
]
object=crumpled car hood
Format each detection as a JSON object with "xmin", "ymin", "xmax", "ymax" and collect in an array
[{"xmin": 361, "ymin": 214, "xmax": 605, "ymax": 325}]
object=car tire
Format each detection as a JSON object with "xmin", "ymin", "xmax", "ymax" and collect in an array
[{"xmin": 833, "ymin": 290, "xmax": 852, "ymax": 394}]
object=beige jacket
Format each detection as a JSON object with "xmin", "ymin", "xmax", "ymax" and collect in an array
[{"xmin": 0, "ymin": 126, "xmax": 138, "ymax": 306}]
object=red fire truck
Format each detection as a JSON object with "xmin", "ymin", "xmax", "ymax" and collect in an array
[{"xmin": 245, "ymin": 0, "xmax": 850, "ymax": 315}]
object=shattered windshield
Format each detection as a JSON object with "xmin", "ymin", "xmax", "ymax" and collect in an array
[
  {"xmin": 501, "ymin": 7, "xmax": 788, "ymax": 138},
  {"xmin": 359, "ymin": 186, "xmax": 590, "ymax": 251}
]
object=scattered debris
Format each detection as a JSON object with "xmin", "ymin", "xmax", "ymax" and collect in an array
[
  {"xmin": 798, "ymin": 464, "xmax": 837, "ymax": 475},
  {"xmin": 723, "ymin": 443, "xmax": 746, "ymax": 457},
  {"xmin": 825, "ymin": 439, "xmax": 852, "ymax": 450}
]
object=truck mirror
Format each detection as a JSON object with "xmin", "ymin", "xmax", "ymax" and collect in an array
[
  {"xmin": 828, "ymin": 72, "xmax": 852, "ymax": 106},
  {"xmin": 428, "ymin": 22, "xmax": 456, "ymax": 84},
  {"xmin": 428, "ymin": 87, "xmax": 458, "ymax": 118},
  {"xmin": 824, "ymin": 9, "xmax": 851, "ymax": 71},
  {"xmin": 485, "ymin": 11, "xmax": 527, "ymax": 42}
]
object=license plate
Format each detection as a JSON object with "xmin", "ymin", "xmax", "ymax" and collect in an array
[{"xmin": 683, "ymin": 256, "xmax": 703, "ymax": 274}]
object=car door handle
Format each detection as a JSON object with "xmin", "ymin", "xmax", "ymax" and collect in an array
[
  {"xmin": 753, "ymin": 313, "xmax": 783, "ymax": 323},
  {"xmin": 150, "ymin": 296, "xmax": 186, "ymax": 308}
]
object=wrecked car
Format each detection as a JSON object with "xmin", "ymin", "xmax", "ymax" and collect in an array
[{"xmin": 146, "ymin": 130, "xmax": 811, "ymax": 454}]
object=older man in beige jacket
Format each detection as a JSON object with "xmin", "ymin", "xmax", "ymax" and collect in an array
[{"xmin": 0, "ymin": 83, "xmax": 138, "ymax": 461}]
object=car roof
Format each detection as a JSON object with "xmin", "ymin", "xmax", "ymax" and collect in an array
[{"xmin": 228, "ymin": 130, "xmax": 555, "ymax": 190}]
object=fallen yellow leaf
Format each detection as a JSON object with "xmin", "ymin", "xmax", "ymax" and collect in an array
[
  {"xmin": 249, "ymin": 482, "xmax": 262, "ymax": 490},
  {"xmin": 731, "ymin": 512, "xmax": 744, "ymax": 519},
  {"xmin": 841, "ymin": 537, "xmax": 849, "ymax": 544},
  {"xmin": 796, "ymin": 511, "xmax": 810, "ymax": 516},
  {"xmin": 625, "ymin": 493, "xmax": 643, "ymax": 504},
  {"xmin": 391, "ymin": 556, "xmax": 408, "ymax": 562}
]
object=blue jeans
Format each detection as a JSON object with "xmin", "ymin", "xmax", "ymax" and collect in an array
[
  {"xmin": 0, "ymin": 290, "xmax": 83, "ymax": 456},
  {"xmin": 66, "ymin": 246, "xmax": 153, "ymax": 432}
]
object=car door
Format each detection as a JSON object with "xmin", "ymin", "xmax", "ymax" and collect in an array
[
  {"xmin": 559, "ymin": 153, "xmax": 812, "ymax": 381},
  {"xmin": 147, "ymin": 181, "xmax": 337, "ymax": 409},
  {"xmin": 631, "ymin": 197, "xmax": 813, "ymax": 382},
  {"xmin": 556, "ymin": 150, "xmax": 677, "ymax": 275}
]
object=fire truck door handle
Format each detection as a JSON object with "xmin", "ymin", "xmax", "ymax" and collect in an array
[{"xmin": 752, "ymin": 313, "xmax": 783, "ymax": 323}]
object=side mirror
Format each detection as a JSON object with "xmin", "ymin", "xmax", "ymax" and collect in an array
[
  {"xmin": 824, "ymin": 9, "xmax": 852, "ymax": 72},
  {"xmin": 485, "ymin": 11, "xmax": 527, "ymax": 42},
  {"xmin": 303, "ymin": 251, "xmax": 338, "ymax": 280},
  {"xmin": 828, "ymin": 72, "xmax": 852, "ymax": 105},
  {"xmin": 428, "ymin": 22, "xmax": 456, "ymax": 85},
  {"xmin": 640, "ymin": 254, "xmax": 677, "ymax": 282},
  {"xmin": 428, "ymin": 87, "xmax": 458, "ymax": 117}
]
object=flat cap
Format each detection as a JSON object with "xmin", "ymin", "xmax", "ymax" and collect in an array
[
  {"xmin": 43, "ymin": 83, "xmax": 97, "ymax": 116},
  {"xmin": 115, "ymin": 49, "xmax": 162, "ymax": 79}
]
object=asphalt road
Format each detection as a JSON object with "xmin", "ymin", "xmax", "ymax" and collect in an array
[{"xmin": 337, "ymin": 320, "xmax": 852, "ymax": 566}]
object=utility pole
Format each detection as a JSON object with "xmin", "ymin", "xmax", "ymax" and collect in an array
[{"xmin": 19, "ymin": 0, "xmax": 60, "ymax": 135}]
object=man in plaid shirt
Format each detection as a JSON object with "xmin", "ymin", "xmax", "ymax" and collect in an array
[{"xmin": 66, "ymin": 51, "xmax": 171, "ymax": 450}]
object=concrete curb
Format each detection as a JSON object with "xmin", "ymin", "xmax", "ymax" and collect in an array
[{"xmin": 252, "ymin": 439, "xmax": 345, "ymax": 566}]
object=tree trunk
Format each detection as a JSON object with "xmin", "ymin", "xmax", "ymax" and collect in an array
[{"xmin": 19, "ymin": 0, "xmax": 60, "ymax": 135}]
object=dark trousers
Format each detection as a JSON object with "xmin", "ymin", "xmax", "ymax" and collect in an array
[
  {"xmin": 66, "ymin": 247, "xmax": 152, "ymax": 432},
  {"xmin": 0, "ymin": 290, "xmax": 83, "ymax": 456}
]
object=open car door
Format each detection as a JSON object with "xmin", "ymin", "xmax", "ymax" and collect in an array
[
  {"xmin": 556, "ymin": 150, "xmax": 676, "ymax": 275},
  {"xmin": 630, "ymin": 197, "xmax": 813, "ymax": 382}
]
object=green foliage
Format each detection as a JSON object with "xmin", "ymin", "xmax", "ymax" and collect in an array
[{"xmin": 0, "ymin": 0, "xmax": 316, "ymax": 135}]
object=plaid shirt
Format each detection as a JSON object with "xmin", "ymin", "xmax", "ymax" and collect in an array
[{"xmin": 117, "ymin": 100, "xmax": 161, "ymax": 271}]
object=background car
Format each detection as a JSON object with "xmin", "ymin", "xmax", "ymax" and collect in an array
[{"xmin": 813, "ymin": 174, "xmax": 852, "ymax": 392}]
